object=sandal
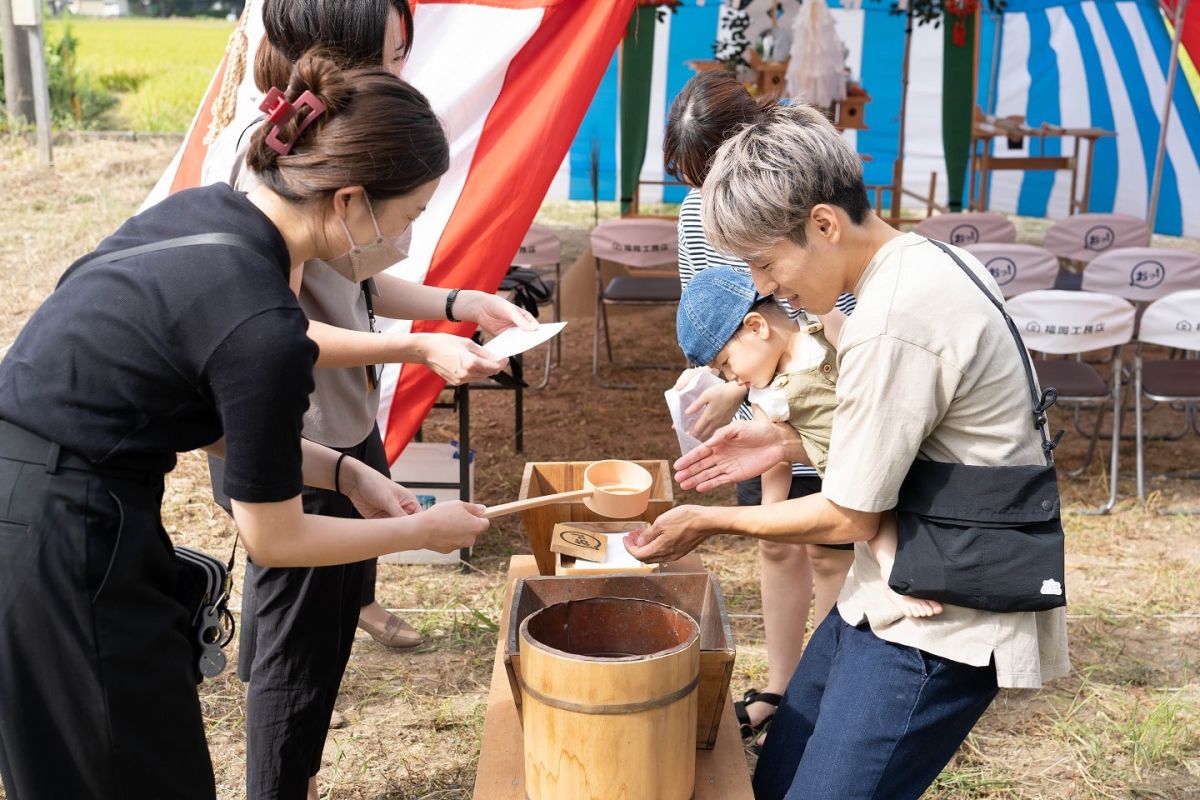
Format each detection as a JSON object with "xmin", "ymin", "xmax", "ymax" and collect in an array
[{"xmin": 733, "ymin": 688, "xmax": 782, "ymax": 742}]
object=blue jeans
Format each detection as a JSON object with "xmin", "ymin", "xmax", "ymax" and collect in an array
[{"xmin": 752, "ymin": 611, "xmax": 1000, "ymax": 800}]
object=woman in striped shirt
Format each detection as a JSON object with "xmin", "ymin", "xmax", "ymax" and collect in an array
[{"xmin": 665, "ymin": 71, "xmax": 856, "ymax": 747}]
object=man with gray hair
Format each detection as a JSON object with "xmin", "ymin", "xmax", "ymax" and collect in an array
[{"xmin": 626, "ymin": 104, "xmax": 1069, "ymax": 798}]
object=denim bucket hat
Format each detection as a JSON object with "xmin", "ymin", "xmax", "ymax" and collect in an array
[{"xmin": 676, "ymin": 266, "xmax": 761, "ymax": 366}]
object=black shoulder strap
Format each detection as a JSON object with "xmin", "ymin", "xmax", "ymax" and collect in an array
[
  {"xmin": 58, "ymin": 232, "xmax": 277, "ymax": 288},
  {"xmin": 57, "ymin": 230, "xmax": 277, "ymax": 569},
  {"xmin": 926, "ymin": 238, "xmax": 1061, "ymax": 465}
]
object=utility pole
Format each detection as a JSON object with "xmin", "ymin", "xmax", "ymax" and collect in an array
[
  {"xmin": 11, "ymin": 0, "xmax": 53, "ymax": 164},
  {"xmin": 1, "ymin": 0, "xmax": 36, "ymax": 125}
]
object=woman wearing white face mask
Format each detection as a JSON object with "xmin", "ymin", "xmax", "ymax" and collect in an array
[
  {"xmin": 197, "ymin": 3, "xmax": 535, "ymax": 799},
  {"xmin": 0, "ymin": 53, "xmax": 490, "ymax": 800}
]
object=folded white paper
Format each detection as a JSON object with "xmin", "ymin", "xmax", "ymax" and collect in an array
[
  {"xmin": 568, "ymin": 533, "xmax": 651, "ymax": 571},
  {"xmin": 664, "ymin": 369, "xmax": 726, "ymax": 457},
  {"xmin": 481, "ymin": 321, "xmax": 567, "ymax": 359}
]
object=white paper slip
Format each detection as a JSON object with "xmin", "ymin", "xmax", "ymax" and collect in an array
[
  {"xmin": 568, "ymin": 533, "xmax": 653, "ymax": 571},
  {"xmin": 481, "ymin": 321, "xmax": 567, "ymax": 359},
  {"xmin": 664, "ymin": 369, "xmax": 725, "ymax": 456}
]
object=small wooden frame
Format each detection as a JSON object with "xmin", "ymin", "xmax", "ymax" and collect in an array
[{"xmin": 549, "ymin": 523, "xmax": 610, "ymax": 562}]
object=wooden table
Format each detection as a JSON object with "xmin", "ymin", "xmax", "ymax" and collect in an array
[
  {"xmin": 472, "ymin": 556, "xmax": 754, "ymax": 800},
  {"xmin": 967, "ymin": 107, "xmax": 1116, "ymax": 214}
]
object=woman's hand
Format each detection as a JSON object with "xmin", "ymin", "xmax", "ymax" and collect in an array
[
  {"xmin": 411, "ymin": 500, "xmax": 491, "ymax": 553},
  {"xmin": 455, "ymin": 290, "xmax": 539, "ymax": 337},
  {"xmin": 623, "ymin": 505, "xmax": 727, "ymax": 563},
  {"xmin": 416, "ymin": 332, "xmax": 508, "ymax": 384},
  {"xmin": 686, "ymin": 380, "xmax": 749, "ymax": 441},
  {"xmin": 340, "ymin": 459, "xmax": 422, "ymax": 518},
  {"xmin": 674, "ymin": 420, "xmax": 797, "ymax": 491}
]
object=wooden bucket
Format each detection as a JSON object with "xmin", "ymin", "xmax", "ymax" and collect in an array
[{"xmin": 519, "ymin": 597, "xmax": 700, "ymax": 800}]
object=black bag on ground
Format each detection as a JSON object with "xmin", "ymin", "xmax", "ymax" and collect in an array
[
  {"xmin": 887, "ymin": 239, "xmax": 1067, "ymax": 613},
  {"xmin": 499, "ymin": 266, "xmax": 553, "ymax": 318}
]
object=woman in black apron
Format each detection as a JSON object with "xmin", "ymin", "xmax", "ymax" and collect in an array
[{"xmin": 0, "ymin": 53, "xmax": 488, "ymax": 800}]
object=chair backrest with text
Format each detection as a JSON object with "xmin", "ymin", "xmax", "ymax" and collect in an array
[
  {"xmin": 590, "ymin": 218, "xmax": 679, "ymax": 270},
  {"xmin": 964, "ymin": 243, "xmax": 1060, "ymax": 298},
  {"xmin": 915, "ymin": 212, "xmax": 1017, "ymax": 247},
  {"xmin": 1007, "ymin": 290, "xmax": 1136, "ymax": 356},
  {"xmin": 1042, "ymin": 213, "xmax": 1151, "ymax": 264},
  {"xmin": 512, "ymin": 225, "xmax": 562, "ymax": 269},
  {"xmin": 1081, "ymin": 247, "xmax": 1200, "ymax": 304},
  {"xmin": 1137, "ymin": 290, "xmax": 1200, "ymax": 351}
]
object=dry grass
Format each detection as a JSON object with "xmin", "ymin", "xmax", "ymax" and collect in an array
[{"xmin": 2, "ymin": 136, "xmax": 1199, "ymax": 799}]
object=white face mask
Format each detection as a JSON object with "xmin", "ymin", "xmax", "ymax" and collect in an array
[{"xmin": 326, "ymin": 194, "xmax": 410, "ymax": 282}]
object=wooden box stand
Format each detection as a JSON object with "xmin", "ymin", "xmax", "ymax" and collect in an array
[
  {"xmin": 473, "ymin": 557, "xmax": 753, "ymax": 800},
  {"xmin": 518, "ymin": 461, "xmax": 675, "ymax": 576}
]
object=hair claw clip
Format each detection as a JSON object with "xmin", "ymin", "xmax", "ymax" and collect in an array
[{"xmin": 260, "ymin": 88, "xmax": 327, "ymax": 156}]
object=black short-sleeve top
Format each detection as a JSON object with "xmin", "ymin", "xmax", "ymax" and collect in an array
[{"xmin": 0, "ymin": 183, "xmax": 318, "ymax": 503}]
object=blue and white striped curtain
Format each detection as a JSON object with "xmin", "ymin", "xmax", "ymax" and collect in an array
[{"xmin": 547, "ymin": 0, "xmax": 1200, "ymax": 238}]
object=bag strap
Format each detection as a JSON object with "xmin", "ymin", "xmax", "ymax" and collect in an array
[
  {"xmin": 58, "ymin": 232, "xmax": 278, "ymax": 288},
  {"xmin": 925, "ymin": 238, "xmax": 1062, "ymax": 465},
  {"xmin": 58, "ymin": 231, "xmax": 277, "ymax": 570}
]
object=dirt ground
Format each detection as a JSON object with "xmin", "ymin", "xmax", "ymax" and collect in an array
[{"xmin": 1, "ymin": 136, "xmax": 1198, "ymax": 799}]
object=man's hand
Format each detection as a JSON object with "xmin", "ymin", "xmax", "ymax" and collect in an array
[
  {"xmin": 623, "ymin": 505, "xmax": 724, "ymax": 563},
  {"xmin": 674, "ymin": 420, "xmax": 796, "ymax": 491}
]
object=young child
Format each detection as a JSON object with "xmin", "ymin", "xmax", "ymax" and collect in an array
[{"xmin": 676, "ymin": 266, "xmax": 942, "ymax": 618}]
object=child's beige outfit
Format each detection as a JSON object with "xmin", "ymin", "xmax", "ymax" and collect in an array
[{"xmin": 748, "ymin": 319, "xmax": 839, "ymax": 476}]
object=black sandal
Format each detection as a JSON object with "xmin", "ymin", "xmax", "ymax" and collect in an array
[{"xmin": 733, "ymin": 688, "xmax": 782, "ymax": 742}]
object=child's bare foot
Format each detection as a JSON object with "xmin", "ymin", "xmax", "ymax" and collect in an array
[{"xmin": 886, "ymin": 589, "xmax": 943, "ymax": 618}]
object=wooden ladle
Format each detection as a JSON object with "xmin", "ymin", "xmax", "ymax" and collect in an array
[{"xmin": 483, "ymin": 460, "xmax": 653, "ymax": 520}]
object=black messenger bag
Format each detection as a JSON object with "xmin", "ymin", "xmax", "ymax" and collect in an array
[{"xmin": 887, "ymin": 239, "xmax": 1067, "ymax": 613}]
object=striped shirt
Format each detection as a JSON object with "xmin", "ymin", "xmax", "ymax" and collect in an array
[{"xmin": 677, "ymin": 188, "xmax": 857, "ymax": 478}]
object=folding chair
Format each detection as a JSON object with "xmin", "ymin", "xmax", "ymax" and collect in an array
[
  {"xmin": 1080, "ymin": 247, "xmax": 1200, "ymax": 420},
  {"xmin": 1134, "ymin": 289, "xmax": 1200, "ymax": 513},
  {"xmin": 1080, "ymin": 247, "xmax": 1200, "ymax": 304},
  {"xmin": 1042, "ymin": 213, "xmax": 1152, "ymax": 266},
  {"xmin": 508, "ymin": 224, "xmax": 563, "ymax": 389},
  {"xmin": 915, "ymin": 211, "xmax": 1017, "ymax": 247},
  {"xmin": 591, "ymin": 218, "xmax": 682, "ymax": 387},
  {"xmin": 1007, "ymin": 290, "xmax": 1137, "ymax": 513},
  {"xmin": 963, "ymin": 243, "xmax": 1059, "ymax": 299}
]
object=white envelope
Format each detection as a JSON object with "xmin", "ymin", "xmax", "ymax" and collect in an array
[{"xmin": 481, "ymin": 321, "xmax": 567, "ymax": 359}]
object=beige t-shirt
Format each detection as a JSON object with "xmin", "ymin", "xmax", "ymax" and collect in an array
[{"xmin": 823, "ymin": 232, "xmax": 1070, "ymax": 690}]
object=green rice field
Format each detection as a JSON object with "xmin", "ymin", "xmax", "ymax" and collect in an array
[{"xmin": 45, "ymin": 16, "xmax": 233, "ymax": 132}]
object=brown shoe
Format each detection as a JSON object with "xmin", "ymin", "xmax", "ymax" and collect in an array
[
  {"xmin": 357, "ymin": 611, "xmax": 423, "ymax": 649},
  {"xmin": 329, "ymin": 709, "xmax": 347, "ymax": 729}
]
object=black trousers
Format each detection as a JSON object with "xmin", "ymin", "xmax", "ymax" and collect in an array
[
  {"xmin": 236, "ymin": 427, "xmax": 389, "ymax": 799},
  {"xmin": 0, "ymin": 421, "xmax": 215, "ymax": 799}
]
